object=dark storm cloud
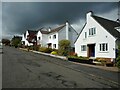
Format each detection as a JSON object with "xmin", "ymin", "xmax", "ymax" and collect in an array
[{"xmin": 2, "ymin": 2, "xmax": 117, "ymax": 36}]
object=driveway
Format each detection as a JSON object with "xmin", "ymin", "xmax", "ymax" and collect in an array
[{"xmin": 2, "ymin": 46, "xmax": 120, "ymax": 88}]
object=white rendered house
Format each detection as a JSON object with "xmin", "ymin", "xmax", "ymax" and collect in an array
[
  {"xmin": 46, "ymin": 21, "xmax": 78, "ymax": 49},
  {"xmin": 21, "ymin": 30, "xmax": 38, "ymax": 46},
  {"xmin": 22, "ymin": 21, "xmax": 78, "ymax": 50},
  {"xmin": 75, "ymin": 11, "xmax": 120, "ymax": 60}
]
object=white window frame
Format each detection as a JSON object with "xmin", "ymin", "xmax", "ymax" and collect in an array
[
  {"xmin": 99, "ymin": 43, "xmax": 108, "ymax": 52},
  {"xmin": 53, "ymin": 44, "xmax": 56, "ymax": 48},
  {"xmin": 81, "ymin": 45, "xmax": 87, "ymax": 51},
  {"xmin": 38, "ymin": 37, "xmax": 41, "ymax": 40},
  {"xmin": 53, "ymin": 34, "xmax": 56, "ymax": 39},
  {"xmin": 89, "ymin": 27, "xmax": 96, "ymax": 36},
  {"xmin": 84, "ymin": 32, "xmax": 87, "ymax": 38}
]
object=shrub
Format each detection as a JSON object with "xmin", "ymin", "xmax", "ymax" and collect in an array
[
  {"xmin": 68, "ymin": 55, "xmax": 89, "ymax": 60},
  {"xmin": 39, "ymin": 47, "xmax": 47, "ymax": 52},
  {"xmin": 58, "ymin": 40, "xmax": 70, "ymax": 56},
  {"xmin": 116, "ymin": 45, "xmax": 120, "ymax": 68},
  {"xmin": 51, "ymin": 51, "xmax": 58, "ymax": 55},
  {"xmin": 39, "ymin": 47, "xmax": 53, "ymax": 53},
  {"xmin": 117, "ymin": 56, "xmax": 120, "ymax": 68},
  {"xmin": 32, "ymin": 45, "xmax": 40, "ymax": 51},
  {"xmin": 44, "ymin": 48, "xmax": 53, "ymax": 53}
]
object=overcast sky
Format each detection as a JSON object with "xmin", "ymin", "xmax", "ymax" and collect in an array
[{"xmin": 1, "ymin": 1, "xmax": 120, "ymax": 39}]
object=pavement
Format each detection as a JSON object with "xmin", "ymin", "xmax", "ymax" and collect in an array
[{"xmin": 19, "ymin": 48, "xmax": 119, "ymax": 72}]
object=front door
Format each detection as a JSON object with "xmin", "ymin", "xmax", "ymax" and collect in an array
[{"xmin": 87, "ymin": 44, "xmax": 95, "ymax": 57}]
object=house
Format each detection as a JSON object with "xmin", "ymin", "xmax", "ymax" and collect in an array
[
  {"xmin": 21, "ymin": 30, "xmax": 38, "ymax": 46},
  {"xmin": 46, "ymin": 21, "xmax": 78, "ymax": 49},
  {"xmin": 22, "ymin": 21, "xmax": 78, "ymax": 50},
  {"xmin": 75, "ymin": 11, "xmax": 120, "ymax": 61},
  {"xmin": 36, "ymin": 28, "xmax": 49, "ymax": 47}
]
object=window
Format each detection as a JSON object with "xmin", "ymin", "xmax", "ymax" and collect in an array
[
  {"xmin": 53, "ymin": 44, "xmax": 56, "ymax": 48},
  {"xmin": 81, "ymin": 45, "xmax": 87, "ymax": 51},
  {"xmin": 89, "ymin": 27, "xmax": 96, "ymax": 36},
  {"xmin": 38, "ymin": 37, "xmax": 41, "ymax": 40},
  {"xmin": 84, "ymin": 32, "xmax": 87, "ymax": 38},
  {"xmin": 99, "ymin": 43, "xmax": 108, "ymax": 52},
  {"xmin": 53, "ymin": 34, "xmax": 56, "ymax": 39}
]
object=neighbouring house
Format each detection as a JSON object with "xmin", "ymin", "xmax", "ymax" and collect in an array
[
  {"xmin": 22, "ymin": 21, "xmax": 78, "ymax": 50},
  {"xmin": 22, "ymin": 30, "xmax": 38, "ymax": 46},
  {"xmin": 46, "ymin": 21, "xmax": 78, "ymax": 49},
  {"xmin": 75, "ymin": 11, "xmax": 120, "ymax": 61},
  {"xmin": 36, "ymin": 28, "xmax": 49, "ymax": 47}
]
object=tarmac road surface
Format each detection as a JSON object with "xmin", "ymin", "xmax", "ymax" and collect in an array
[{"xmin": 2, "ymin": 46, "xmax": 120, "ymax": 88}]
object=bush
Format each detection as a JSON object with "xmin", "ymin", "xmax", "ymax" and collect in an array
[
  {"xmin": 68, "ymin": 55, "xmax": 89, "ymax": 60},
  {"xmin": 51, "ymin": 51, "xmax": 58, "ymax": 55},
  {"xmin": 39, "ymin": 47, "xmax": 53, "ymax": 53},
  {"xmin": 33, "ymin": 45, "xmax": 40, "ymax": 51},
  {"xmin": 58, "ymin": 40, "xmax": 70, "ymax": 56},
  {"xmin": 117, "ymin": 45, "xmax": 120, "ymax": 68},
  {"xmin": 39, "ymin": 47, "xmax": 47, "ymax": 52},
  {"xmin": 117, "ymin": 56, "xmax": 120, "ymax": 68},
  {"xmin": 44, "ymin": 48, "xmax": 53, "ymax": 53}
]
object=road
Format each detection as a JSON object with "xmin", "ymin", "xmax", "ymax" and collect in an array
[{"xmin": 2, "ymin": 46, "xmax": 120, "ymax": 88}]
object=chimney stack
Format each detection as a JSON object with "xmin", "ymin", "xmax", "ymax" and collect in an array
[{"xmin": 48, "ymin": 27, "xmax": 51, "ymax": 32}]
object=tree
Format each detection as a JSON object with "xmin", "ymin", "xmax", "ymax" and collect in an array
[
  {"xmin": 117, "ymin": 45, "xmax": 120, "ymax": 68},
  {"xmin": 11, "ymin": 36, "xmax": 22, "ymax": 48},
  {"xmin": 2, "ymin": 39, "xmax": 10, "ymax": 45},
  {"xmin": 58, "ymin": 39, "xmax": 70, "ymax": 56}
]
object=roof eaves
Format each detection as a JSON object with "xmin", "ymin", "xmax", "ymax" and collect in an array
[{"xmin": 74, "ymin": 23, "xmax": 87, "ymax": 44}]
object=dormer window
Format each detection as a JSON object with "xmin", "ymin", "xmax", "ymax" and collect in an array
[
  {"xmin": 53, "ymin": 34, "xmax": 56, "ymax": 39},
  {"xmin": 89, "ymin": 27, "xmax": 96, "ymax": 36}
]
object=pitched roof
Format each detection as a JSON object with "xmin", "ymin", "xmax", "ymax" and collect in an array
[
  {"xmin": 49, "ymin": 24, "xmax": 66, "ymax": 33},
  {"xmin": 92, "ymin": 15, "xmax": 120, "ymax": 39},
  {"xmin": 27, "ymin": 30, "xmax": 37, "ymax": 42},
  {"xmin": 37, "ymin": 24, "xmax": 66, "ymax": 34}
]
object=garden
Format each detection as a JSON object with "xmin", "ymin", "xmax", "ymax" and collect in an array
[{"xmin": 19, "ymin": 39, "xmax": 120, "ymax": 68}]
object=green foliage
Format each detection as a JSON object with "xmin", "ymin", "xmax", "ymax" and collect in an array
[
  {"xmin": 51, "ymin": 51, "xmax": 58, "ymax": 55},
  {"xmin": 2, "ymin": 39, "xmax": 10, "ymax": 45},
  {"xmin": 58, "ymin": 40, "xmax": 70, "ymax": 56},
  {"xmin": 68, "ymin": 55, "xmax": 89, "ymax": 60},
  {"xmin": 39, "ymin": 47, "xmax": 47, "ymax": 52},
  {"xmin": 39, "ymin": 47, "xmax": 53, "ymax": 53},
  {"xmin": 11, "ymin": 36, "xmax": 21, "ymax": 47},
  {"xmin": 117, "ymin": 45, "xmax": 120, "ymax": 68}
]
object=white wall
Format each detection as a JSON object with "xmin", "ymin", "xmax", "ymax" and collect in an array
[
  {"xmin": 75, "ymin": 12, "xmax": 116, "ymax": 58},
  {"xmin": 48, "ymin": 32, "xmax": 58, "ymax": 49}
]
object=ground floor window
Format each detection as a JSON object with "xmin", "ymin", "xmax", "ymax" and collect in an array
[
  {"xmin": 53, "ymin": 44, "xmax": 56, "ymax": 48},
  {"xmin": 81, "ymin": 45, "xmax": 87, "ymax": 51},
  {"xmin": 99, "ymin": 43, "xmax": 108, "ymax": 51}
]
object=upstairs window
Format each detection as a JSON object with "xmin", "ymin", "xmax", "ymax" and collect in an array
[
  {"xmin": 84, "ymin": 32, "xmax": 87, "ymax": 38},
  {"xmin": 89, "ymin": 27, "xmax": 96, "ymax": 36},
  {"xmin": 81, "ymin": 45, "xmax": 87, "ymax": 51},
  {"xmin": 53, "ymin": 34, "xmax": 56, "ymax": 39},
  {"xmin": 100, "ymin": 43, "xmax": 108, "ymax": 52},
  {"xmin": 38, "ymin": 37, "xmax": 41, "ymax": 40}
]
